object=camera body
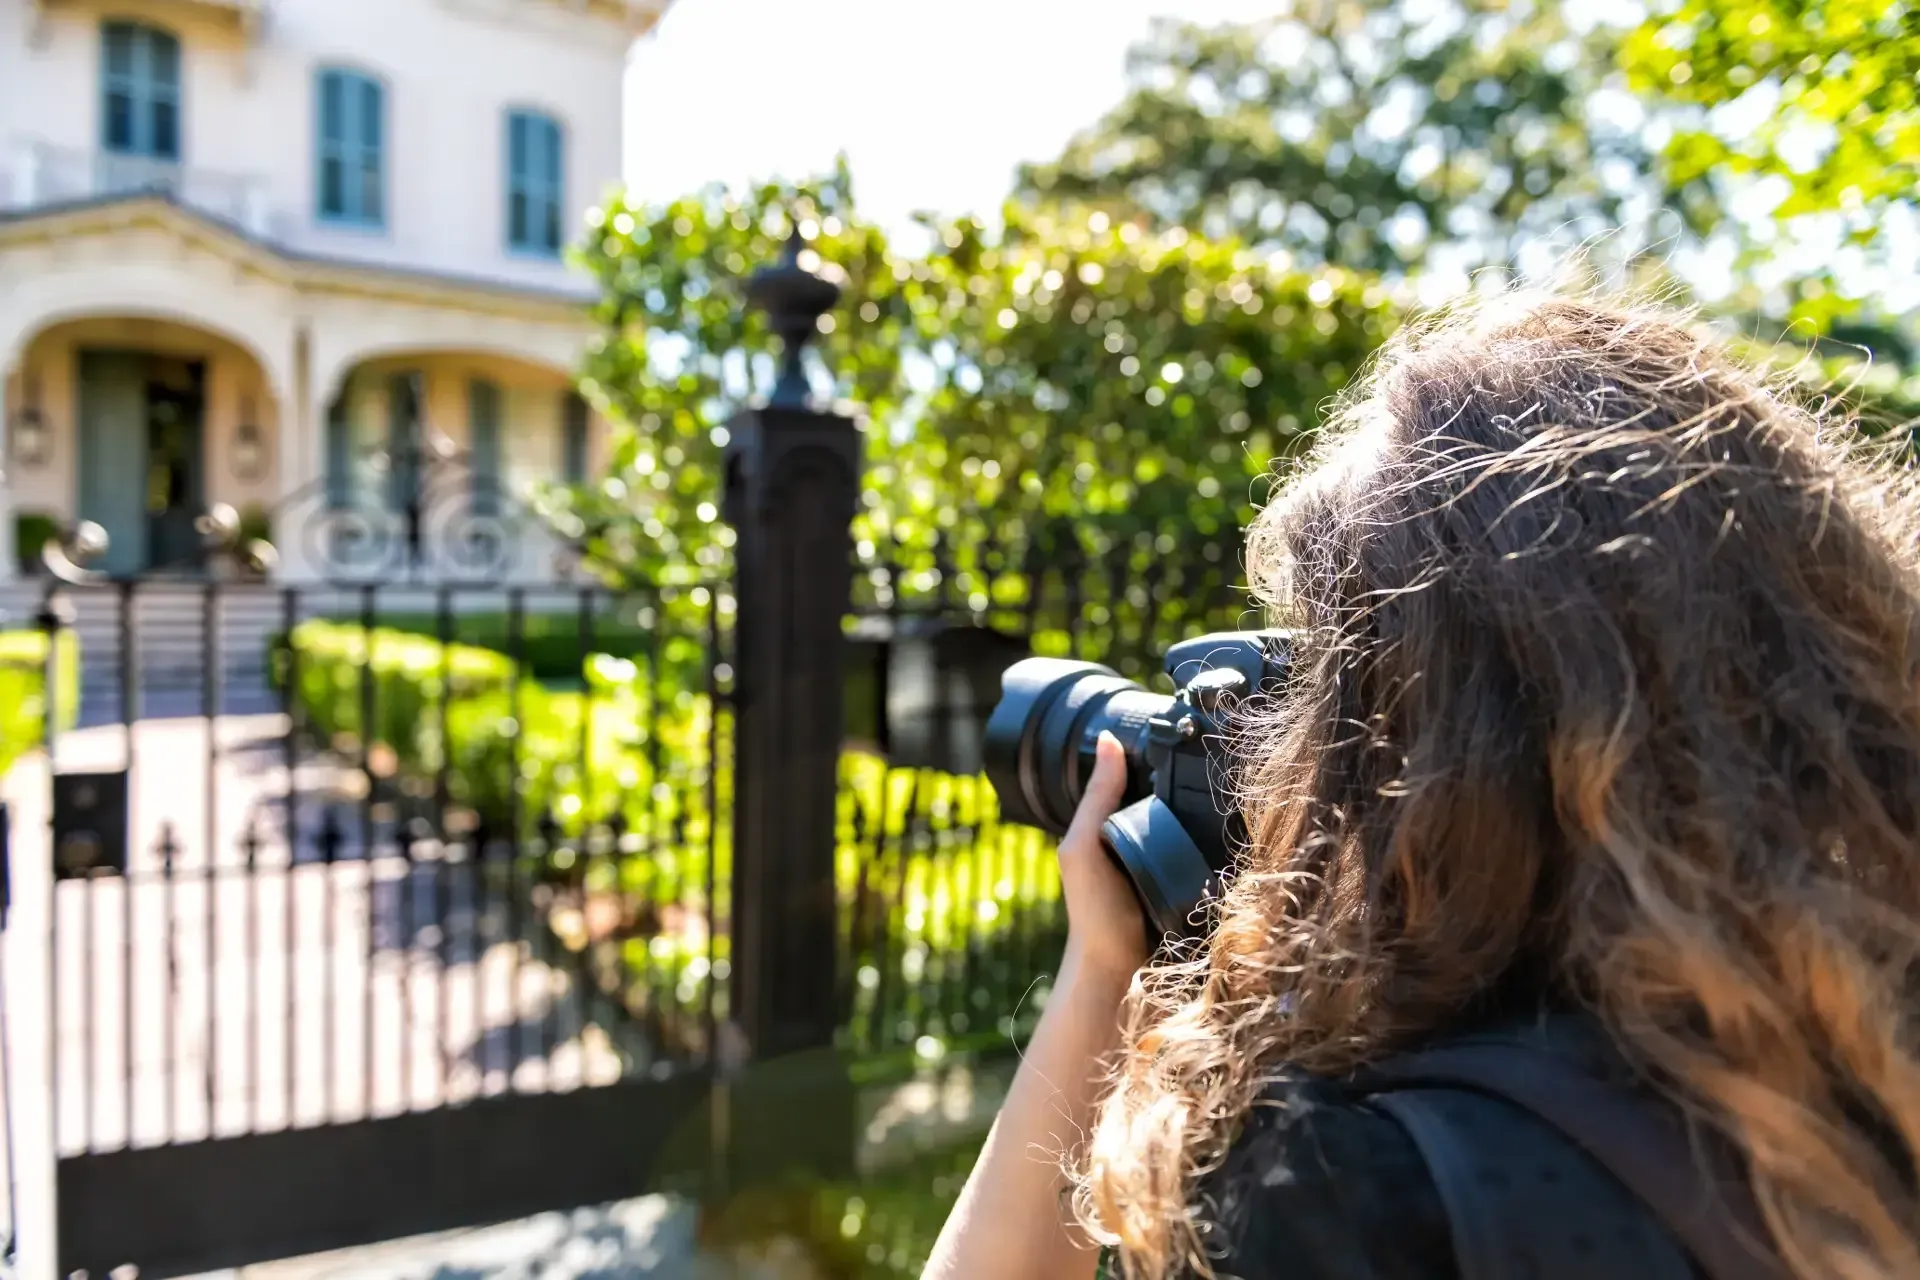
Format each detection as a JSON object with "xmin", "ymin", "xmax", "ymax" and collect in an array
[{"xmin": 983, "ymin": 631, "xmax": 1291, "ymax": 943}]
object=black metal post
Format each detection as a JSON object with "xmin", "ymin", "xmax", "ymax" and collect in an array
[{"xmin": 722, "ymin": 228, "xmax": 859, "ymax": 1062}]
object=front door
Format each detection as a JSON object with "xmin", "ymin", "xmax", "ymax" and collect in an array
[
  {"xmin": 76, "ymin": 350, "xmax": 205, "ymax": 575},
  {"xmin": 77, "ymin": 350, "xmax": 149, "ymax": 576}
]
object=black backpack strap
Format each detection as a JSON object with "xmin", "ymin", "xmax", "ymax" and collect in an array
[
  {"xmin": 1368, "ymin": 1086, "xmax": 1699, "ymax": 1280},
  {"xmin": 1365, "ymin": 1043, "xmax": 1787, "ymax": 1280}
]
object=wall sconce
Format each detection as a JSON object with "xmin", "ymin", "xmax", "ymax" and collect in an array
[
  {"xmin": 232, "ymin": 397, "xmax": 268, "ymax": 482},
  {"xmin": 10, "ymin": 374, "xmax": 48, "ymax": 469}
]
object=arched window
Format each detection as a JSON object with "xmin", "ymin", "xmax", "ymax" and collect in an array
[
  {"xmin": 505, "ymin": 109, "xmax": 565, "ymax": 255},
  {"xmin": 316, "ymin": 68, "xmax": 385, "ymax": 226},
  {"xmin": 101, "ymin": 21, "xmax": 181, "ymax": 160}
]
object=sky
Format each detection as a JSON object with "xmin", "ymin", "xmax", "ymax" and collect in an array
[{"xmin": 621, "ymin": 0, "xmax": 1277, "ymax": 239}]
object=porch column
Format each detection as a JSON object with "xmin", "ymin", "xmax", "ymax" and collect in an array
[
  {"xmin": 0, "ymin": 361, "xmax": 17, "ymax": 583},
  {"xmin": 0, "ymin": 474, "xmax": 14, "ymax": 584}
]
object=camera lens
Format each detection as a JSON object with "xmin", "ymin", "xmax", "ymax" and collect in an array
[{"xmin": 982, "ymin": 658, "xmax": 1169, "ymax": 835}]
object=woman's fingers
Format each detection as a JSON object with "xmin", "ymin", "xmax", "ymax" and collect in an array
[
  {"xmin": 1064, "ymin": 730, "xmax": 1129, "ymax": 850},
  {"xmin": 1059, "ymin": 730, "xmax": 1149, "ymax": 977}
]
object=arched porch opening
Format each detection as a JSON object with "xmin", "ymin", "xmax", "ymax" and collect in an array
[
  {"xmin": 4, "ymin": 313, "xmax": 285, "ymax": 578},
  {"xmin": 289, "ymin": 346, "xmax": 600, "ymax": 585}
]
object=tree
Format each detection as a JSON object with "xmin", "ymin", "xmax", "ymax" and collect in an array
[
  {"xmin": 1019, "ymin": 2, "xmax": 1652, "ymax": 278},
  {"xmin": 875, "ymin": 202, "xmax": 1396, "ymax": 545},
  {"xmin": 1623, "ymin": 0, "xmax": 1919, "ymax": 328}
]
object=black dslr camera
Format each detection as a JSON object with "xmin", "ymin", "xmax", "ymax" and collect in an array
[{"xmin": 982, "ymin": 632, "xmax": 1291, "ymax": 943}]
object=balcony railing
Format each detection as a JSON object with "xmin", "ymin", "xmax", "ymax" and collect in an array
[{"xmin": 3, "ymin": 141, "xmax": 273, "ymax": 239}]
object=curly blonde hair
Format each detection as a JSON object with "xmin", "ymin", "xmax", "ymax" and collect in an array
[{"xmin": 1077, "ymin": 296, "xmax": 1920, "ymax": 1280}]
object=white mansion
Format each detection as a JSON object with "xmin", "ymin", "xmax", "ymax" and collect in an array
[{"xmin": 0, "ymin": 0, "xmax": 667, "ymax": 581}]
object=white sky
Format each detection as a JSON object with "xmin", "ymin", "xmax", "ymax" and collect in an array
[{"xmin": 621, "ymin": 0, "xmax": 1279, "ymax": 237}]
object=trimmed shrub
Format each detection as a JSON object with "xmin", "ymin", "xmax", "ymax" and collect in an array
[{"xmin": 0, "ymin": 628, "xmax": 79, "ymax": 776}]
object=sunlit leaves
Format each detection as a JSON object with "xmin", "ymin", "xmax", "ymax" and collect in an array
[
  {"xmin": 1019, "ymin": 2, "xmax": 1650, "ymax": 278},
  {"xmin": 1623, "ymin": 0, "xmax": 1920, "ymax": 324}
]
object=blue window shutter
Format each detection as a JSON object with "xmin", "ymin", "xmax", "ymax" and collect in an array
[
  {"xmin": 538, "ymin": 117, "xmax": 563, "ymax": 253},
  {"xmin": 316, "ymin": 69, "xmax": 384, "ymax": 226},
  {"xmin": 470, "ymin": 380, "xmax": 502, "ymax": 516},
  {"xmin": 562, "ymin": 391, "xmax": 588, "ymax": 484},
  {"xmin": 506, "ymin": 110, "xmax": 564, "ymax": 254},
  {"xmin": 358, "ymin": 76, "xmax": 383, "ymax": 222},
  {"xmin": 507, "ymin": 113, "xmax": 529, "ymax": 249},
  {"xmin": 324, "ymin": 394, "xmax": 352, "ymax": 510},
  {"xmin": 101, "ymin": 21, "xmax": 181, "ymax": 160}
]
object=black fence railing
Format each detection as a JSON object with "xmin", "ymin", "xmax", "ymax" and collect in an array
[
  {"xmin": 17, "ymin": 577, "xmax": 731, "ymax": 1275},
  {"xmin": 834, "ymin": 508, "xmax": 1256, "ymax": 1063}
]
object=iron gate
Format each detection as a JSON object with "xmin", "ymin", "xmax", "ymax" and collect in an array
[{"xmin": 7, "ymin": 573, "xmax": 732, "ymax": 1277}]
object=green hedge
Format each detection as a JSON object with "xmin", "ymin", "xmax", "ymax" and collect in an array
[
  {"xmin": 13, "ymin": 512, "xmax": 57, "ymax": 577},
  {"xmin": 316, "ymin": 611, "xmax": 659, "ymax": 686},
  {"xmin": 0, "ymin": 628, "xmax": 79, "ymax": 777},
  {"xmin": 284, "ymin": 619, "xmax": 717, "ymax": 836},
  {"xmin": 282, "ymin": 620, "xmax": 1064, "ymax": 1054}
]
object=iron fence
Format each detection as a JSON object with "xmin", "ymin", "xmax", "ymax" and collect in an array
[
  {"xmin": 9, "ymin": 577, "xmax": 731, "ymax": 1275},
  {"xmin": 834, "ymin": 510, "xmax": 1255, "ymax": 1062}
]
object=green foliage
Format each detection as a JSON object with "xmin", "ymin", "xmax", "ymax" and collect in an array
[
  {"xmin": 887, "ymin": 204, "xmax": 1398, "ymax": 540},
  {"xmin": 318, "ymin": 610, "xmax": 660, "ymax": 685},
  {"xmin": 284, "ymin": 620, "xmax": 717, "ymax": 836},
  {"xmin": 837, "ymin": 759, "xmax": 1064, "ymax": 1059},
  {"xmin": 0, "ymin": 628, "xmax": 78, "ymax": 778},
  {"xmin": 236, "ymin": 503, "xmax": 273, "ymax": 549},
  {"xmin": 554, "ymin": 162, "xmax": 912, "ymax": 593},
  {"xmin": 13, "ymin": 511, "xmax": 57, "ymax": 575},
  {"xmin": 1624, "ymin": 0, "xmax": 1919, "ymax": 325},
  {"xmin": 552, "ymin": 171, "xmax": 1398, "ymax": 591},
  {"xmin": 1020, "ymin": 3, "xmax": 1649, "ymax": 275},
  {"xmin": 281, "ymin": 621, "xmax": 1067, "ymax": 1050}
]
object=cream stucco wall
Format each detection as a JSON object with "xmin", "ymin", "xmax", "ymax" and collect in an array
[{"xmin": 0, "ymin": 0, "xmax": 634, "ymax": 293}]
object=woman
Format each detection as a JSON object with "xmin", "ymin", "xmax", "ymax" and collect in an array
[{"xmin": 925, "ymin": 296, "xmax": 1920, "ymax": 1279}]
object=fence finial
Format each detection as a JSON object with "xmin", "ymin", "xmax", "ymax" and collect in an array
[{"xmin": 747, "ymin": 222, "xmax": 842, "ymax": 409}]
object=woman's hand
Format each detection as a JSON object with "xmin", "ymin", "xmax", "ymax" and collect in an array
[
  {"xmin": 1058, "ymin": 730, "xmax": 1151, "ymax": 984},
  {"xmin": 923, "ymin": 729, "xmax": 1149, "ymax": 1280}
]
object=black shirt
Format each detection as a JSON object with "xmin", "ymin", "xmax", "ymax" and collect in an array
[{"xmin": 1187, "ymin": 1075, "xmax": 1457, "ymax": 1280}]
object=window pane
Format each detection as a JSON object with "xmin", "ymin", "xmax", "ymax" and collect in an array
[
  {"xmin": 151, "ymin": 99, "xmax": 179, "ymax": 160},
  {"xmin": 543, "ymin": 197, "xmax": 561, "ymax": 253},
  {"xmin": 105, "ymin": 91, "xmax": 135, "ymax": 151},
  {"xmin": 360, "ymin": 155, "xmax": 382, "ymax": 222},
  {"xmin": 509, "ymin": 191, "xmax": 527, "ymax": 246},
  {"xmin": 508, "ymin": 113, "xmax": 528, "ymax": 184},
  {"xmin": 320, "ymin": 156, "xmax": 344, "ymax": 215},
  {"xmin": 103, "ymin": 23, "xmax": 133, "ymax": 75},
  {"xmin": 320, "ymin": 74, "xmax": 343, "ymax": 142},
  {"xmin": 359, "ymin": 79, "xmax": 381, "ymax": 149},
  {"xmin": 541, "ymin": 120, "xmax": 562, "ymax": 189},
  {"xmin": 150, "ymin": 31, "xmax": 180, "ymax": 85}
]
